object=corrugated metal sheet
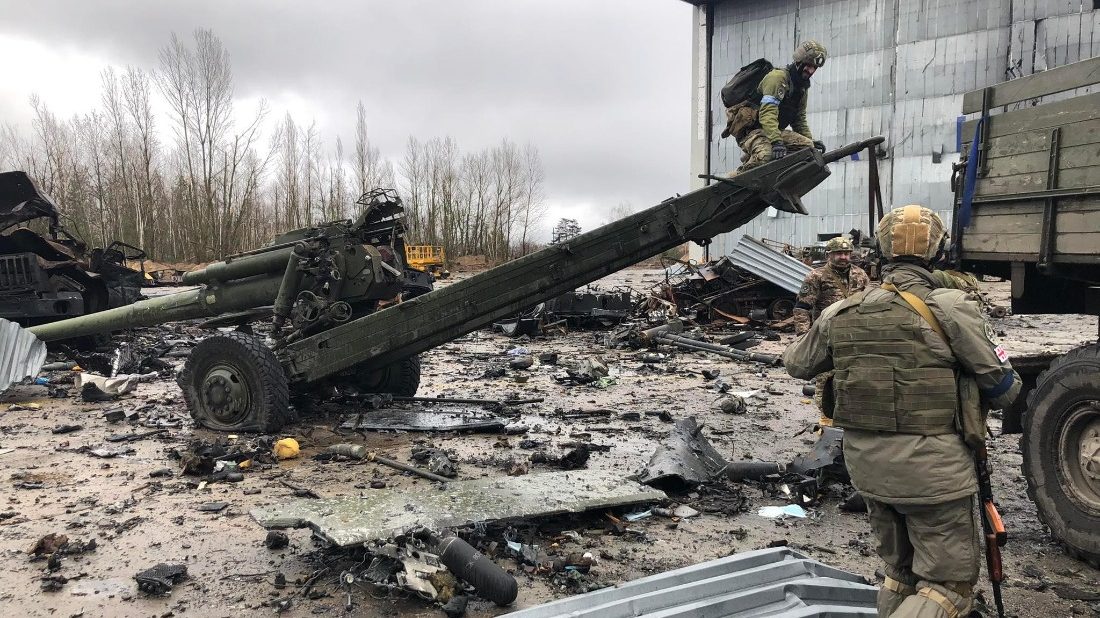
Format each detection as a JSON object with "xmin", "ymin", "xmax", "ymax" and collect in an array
[
  {"xmin": 504, "ymin": 547, "xmax": 877, "ymax": 617},
  {"xmin": 728, "ymin": 235, "xmax": 812, "ymax": 294},
  {"xmin": 0, "ymin": 318, "xmax": 46, "ymax": 392}
]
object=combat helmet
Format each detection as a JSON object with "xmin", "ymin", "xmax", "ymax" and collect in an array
[
  {"xmin": 825, "ymin": 237, "xmax": 854, "ymax": 253},
  {"xmin": 793, "ymin": 40, "xmax": 828, "ymax": 67},
  {"xmin": 876, "ymin": 205, "xmax": 948, "ymax": 262}
]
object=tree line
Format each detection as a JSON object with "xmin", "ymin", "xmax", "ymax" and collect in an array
[{"xmin": 0, "ymin": 29, "xmax": 546, "ymax": 265}]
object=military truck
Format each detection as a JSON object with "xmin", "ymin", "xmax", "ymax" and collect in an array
[{"xmin": 951, "ymin": 56, "xmax": 1100, "ymax": 565}]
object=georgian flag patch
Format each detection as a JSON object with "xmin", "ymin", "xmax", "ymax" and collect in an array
[{"xmin": 994, "ymin": 345, "xmax": 1009, "ymax": 362}]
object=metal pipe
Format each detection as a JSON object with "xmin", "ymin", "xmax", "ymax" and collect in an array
[
  {"xmin": 367, "ymin": 451, "xmax": 452, "ymax": 483},
  {"xmin": 657, "ymin": 333, "xmax": 780, "ymax": 365}
]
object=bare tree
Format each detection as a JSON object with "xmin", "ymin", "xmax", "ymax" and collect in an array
[
  {"xmin": 156, "ymin": 29, "xmax": 268, "ymax": 260},
  {"xmin": 515, "ymin": 144, "xmax": 546, "ymax": 256}
]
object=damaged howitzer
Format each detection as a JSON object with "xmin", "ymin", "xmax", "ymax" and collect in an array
[{"xmin": 8, "ymin": 138, "xmax": 883, "ymax": 433}]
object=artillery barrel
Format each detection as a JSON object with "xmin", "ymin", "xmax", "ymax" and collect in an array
[
  {"xmin": 27, "ymin": 275, "xmax": 283, "ymax": 342},
  {"xmin": 182, "ymin": 246, "xmax": 296, "ymax": 285}
]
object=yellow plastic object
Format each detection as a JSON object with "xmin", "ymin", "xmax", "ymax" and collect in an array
[{"xmin": 273, "ymin": 438, "xmax": 300, "ymax": 460}]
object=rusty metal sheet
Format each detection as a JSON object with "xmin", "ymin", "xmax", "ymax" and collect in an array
[
  {"xmin": 504, "ymin": 546, "xmax": 877, "ymax": 617},
  {"xmin": 252, "ymin": 470, "xmax": 667, "ymax": 547},
  {"xmin": 338, "ymin": 407, "xmax": 506, "ymax": 432},
  {"xmin": 0, "ymin": 318, "xmax": 46, "ymax": 392}
]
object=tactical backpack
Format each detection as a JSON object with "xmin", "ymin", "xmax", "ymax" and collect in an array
[{"xmin": 720, "ymin": 58, "xmax": 774, "ymax": 108}]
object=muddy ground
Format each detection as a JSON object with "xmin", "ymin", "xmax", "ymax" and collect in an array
[{"xmin": 0, "ymin": 268, "xmax": 1098, "ymax": 617}]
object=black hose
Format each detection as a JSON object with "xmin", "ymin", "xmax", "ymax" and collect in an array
[{"xmin": 436, "ymin": 536, "xmax": 518, "ymax": 606}]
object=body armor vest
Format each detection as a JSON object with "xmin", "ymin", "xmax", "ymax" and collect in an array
[{"xmin": 828, "ymin": 291, "xmax": 958, "ymax": 435}]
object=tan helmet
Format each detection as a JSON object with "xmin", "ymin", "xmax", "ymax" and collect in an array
[
  {"xmin": 876, "ymin": 205, "xmax": 948, "ymax": 262},
  {"xmin": 825, "ymin": 237, "xmax": 854, "ymax": 253},
  {"xmin": 793, "ymin": 40, "xmax": 828, "ymax": 67}
]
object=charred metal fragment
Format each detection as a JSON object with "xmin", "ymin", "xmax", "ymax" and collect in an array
[{"xmin": 637, "ymin": 417, "xmax": 781, "ymax": 488}]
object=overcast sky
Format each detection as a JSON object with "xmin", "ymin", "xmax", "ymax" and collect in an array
[{"xmin": 0, "ymin": 0, "xmax": 694, "ymax": 238}]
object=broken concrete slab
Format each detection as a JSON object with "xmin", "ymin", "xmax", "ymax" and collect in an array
[
  {"xmin": 339, "ymin": 407, "xmax": 507, "ymax": 432},
  {"xmin": 252, "ymin": 469, "xmax": 666, "ymax": 547}
]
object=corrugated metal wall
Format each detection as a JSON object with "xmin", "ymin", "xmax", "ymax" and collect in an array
[{"xmin": 696, "ymin": 0, "xmax": 1100, "ymax": 257}]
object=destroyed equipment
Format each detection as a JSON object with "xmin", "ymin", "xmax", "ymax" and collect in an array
[
  {"xmin": 720, "ymin": 58, "xmax": 774, "ymax": 108},
  {"xmin": 975, "ymin": 445, "xmax": 1007, "ymax": 618},
  {"xmin": 0, "ymin": 171, "xmax": 145, "ymax": 324},
  {"xmin": 13, "ymin": 138, "xmax": 884, "ymax": 432}
]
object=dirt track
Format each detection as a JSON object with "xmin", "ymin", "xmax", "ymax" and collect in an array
[{"xmin": 1, "ymin": 268, "xmax": 1098, "ymax": 617}]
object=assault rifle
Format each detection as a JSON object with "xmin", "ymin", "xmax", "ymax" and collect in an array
[{"xmin": 975, "ymin": 445, "xmax": 1007, "ymax": 618}]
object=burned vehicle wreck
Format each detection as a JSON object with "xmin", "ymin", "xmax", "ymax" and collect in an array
[{"xmin": 0, "ymin": 171, "xmax": 145, "ymax": 324}]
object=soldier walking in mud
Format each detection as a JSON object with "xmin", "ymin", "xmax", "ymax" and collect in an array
[
  {"xmin": 783, "ymin": 206, "xmax": 1022, "ymax": 617},
  {"xmin": 722, "ymin": 40, "xmax": 828, "ymax": 173},
  {"xmin": 794, "ymin": 236, "xmax": 869, "ymax": 426}
]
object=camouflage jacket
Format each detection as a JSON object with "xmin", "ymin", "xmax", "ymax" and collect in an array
[{"xmin": 793, "ymin": 263, "xmax": 869, "ymax": 334}]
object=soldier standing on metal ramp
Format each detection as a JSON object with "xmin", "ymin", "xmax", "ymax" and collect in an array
[{"xmin": 721, "ymin": 40, "xmax": 829, "ymax": 173}]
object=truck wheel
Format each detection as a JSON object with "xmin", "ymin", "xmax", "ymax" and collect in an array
[
  {"xmin": 179, "ymin": 331, "xmax": 290, "ymax": 433},
  {"xmin": 357, "ymin": 356, "xmax": 422, "ymax": 396},
  {"xmin": 1022, "ymin": 343, "xmax": 1100, "ymax": 566}
]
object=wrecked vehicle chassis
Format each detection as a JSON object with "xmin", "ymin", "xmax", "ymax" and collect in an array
[
  {"xmin": 0, "ymin": 171, "xmax": 145, "ymax": 324},
  {"xmin": 17, "ymin": 139, "xmax": 882, "ymax": 434}
]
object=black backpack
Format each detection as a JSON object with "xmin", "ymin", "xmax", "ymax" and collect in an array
[{"xmin": 720, "ymin": 58, "xmax": 774, "ymax": 108}]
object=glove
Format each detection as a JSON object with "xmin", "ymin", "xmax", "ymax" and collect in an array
[
  {"xmin": 813, "ymin": 140, "xmax": 826, "ymax": 153},
  {"xmin": 771, "ymin": 142, "xmax": 788, "ymax": 160}
]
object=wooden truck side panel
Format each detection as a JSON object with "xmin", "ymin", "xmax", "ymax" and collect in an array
[{"xmin": 954, "ymin": 56, "xmax": 1100, "ymax": 315}]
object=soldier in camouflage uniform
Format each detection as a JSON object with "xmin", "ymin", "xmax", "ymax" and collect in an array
[
  {"xmin": 723, "ymin": 40, "xmax": 828, "ymax": 173},
  {"xmin": 795, "ymin": 237, "xmax": 870, "ymax": 334},
  {"xmin": 795, "ymin": 237, "xmax": 870, "ymax": 425},
  {"xmin": 783, "ymin": 206, "xmax": 1022, "ymax": 618}
]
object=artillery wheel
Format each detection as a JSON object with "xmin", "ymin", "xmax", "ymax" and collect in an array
[
  {"xmin": 1022, "ymin": 343, "xmax": 1100, "ymax": 566},
  {"xmin": 357, "ymin": 356, "xmax": 422, "ymax": 396},
  {"xmin": 178, "ymin": 331, "xmax": 290, "ymax": 433},
  {"xmin": 768, "ymin": 298, "xmax": 795, "ymax": 321}
]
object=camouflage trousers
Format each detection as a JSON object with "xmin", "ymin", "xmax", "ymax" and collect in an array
[
  {"xmin": 732, "ymin": 129, "xmax": 814, "ymax": 175},
  {"xmin": 866, "ymin": 495, "xmax": 980, "ymax": 617}
]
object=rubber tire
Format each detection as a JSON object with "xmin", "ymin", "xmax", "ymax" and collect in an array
[
  {"xmin": 359, "ymin": 356, "xmax": 422, "ymax": 396},
  {"xmin": 1022, "ymin": 343, "xmax": 1100, "ymax": 566},
  {"xmin": 178, "ymin": 331, "xmax": 291, "ymax": 433}
]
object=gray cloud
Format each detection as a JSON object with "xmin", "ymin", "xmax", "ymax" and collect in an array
[{"xmin": 0, "ymin": 0, "xmax": 692, "ymax": 233}]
